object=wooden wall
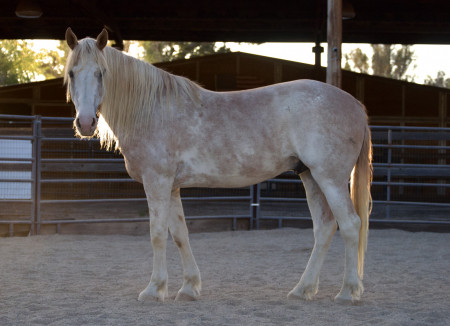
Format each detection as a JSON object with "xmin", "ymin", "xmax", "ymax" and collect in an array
[
  {"xmin": 0, "ymin": 78, "xmax": 74, "ymax": 117},
  {"xmin": 0, "ymin": 52, "xmax": 448, "ymax": 127}
]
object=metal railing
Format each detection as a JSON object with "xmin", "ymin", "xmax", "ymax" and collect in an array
[
  {"xmin": 0, "ymin": 115, "xmax": 38, "ymax": 235},
  {"xmin": 1, "ymin": 114, "xmax": 449, "ymax": 236},
  {"xmin": 370, "ymin": 125, "xmax": 450, "ymax": 223},
  {"xmin": 258, "ymin": 125, "xmax": 450, "ymax": 227}
]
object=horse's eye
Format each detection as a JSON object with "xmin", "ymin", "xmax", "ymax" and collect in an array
[{"xmin": 69, "ymin": 70, "xmax": 74, "ymax": 78}]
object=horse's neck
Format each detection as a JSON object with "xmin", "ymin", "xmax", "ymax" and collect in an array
[{"xmin": 100, "ymin": 51, "xmax": 204, "ymax": 150}]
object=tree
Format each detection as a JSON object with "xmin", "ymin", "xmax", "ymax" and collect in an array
[
  {"xmin": 344, "ymin": 44, "xmax": 416, "ymax": 82},
  {"xmin": 371, "ymin": 44, "xmax": 392, "ymax": 77},
  {"xmin": 344, "ymin": 48, "xmax": 369, "ymax": 74},
  {"xmin": 0, "ymin": 40, "xmax": 42, "ymax": 85},
  {"xmin": 424, "ymin": 71, "xmax": 450, "ymax": 88},
  {"xmin": 0, "ymin": 50, "xmax": 17, "ymax": 85},
  {"xmin": 390, "ymin": 45, "xmax": 415, "ymax": 80},
  {"xmin": 140, "ymin": 41, "xmax": 230, "ymax": 63},
  {"xmin": 371, "ymin": 44, "xmax": 415, "ymax": 80},
  {"xmin": 0, "ymin": 40, "xmax": 68, "ymax": 86},
  {"xmin": 37, "ymin": 41, "xmax": 70, "ymax": 79}
]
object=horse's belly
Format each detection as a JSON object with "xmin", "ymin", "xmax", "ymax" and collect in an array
[
  {"xmin": 176, "ymin": 173, "xmax": 274, "ymax": 189},
  {"xmin": 174, "ymin": 156, "xmax": 296, "ymax": 189}
]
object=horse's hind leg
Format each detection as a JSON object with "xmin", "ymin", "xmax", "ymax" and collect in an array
[
  {"xmin": 312, "ymin": 171, "xmax": 363, "ymax": 303},
  {"xmin": 288, "ymin": 170, "xmax": 337, "ymax": 300},
  {"xmin": 168, "ymin": 189, "xmax": 201, "ymax": 301}
]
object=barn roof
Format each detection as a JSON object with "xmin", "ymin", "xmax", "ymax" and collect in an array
[{"xmin": 0, "ymin": 0, "xmax": 449, "ymax": 47}]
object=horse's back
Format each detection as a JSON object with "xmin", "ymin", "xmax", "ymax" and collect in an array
[{"xmin": 210, "ymin": 79, "xmax": 366, "ymax": 126}]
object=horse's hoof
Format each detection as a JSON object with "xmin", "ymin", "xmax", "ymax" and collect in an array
[
  {"xmin": 288, "ymin": 291, "xmax": 303, "ymax": 300},
  {"xmin": 334, "ymin": 288, "xmax": 361, "ymax": 304},
  {"xmin": 287, "ymin": 284, "xmax": 318, "ymax": 301},
  {"xmin": 175, "ymin": 291, "xmax": 198, "ymax": 301},
  {"xmin": 175, "ymin": 284, "xmax": 201, "ymax": 301},
  {"xmin": 287, "ymin": 292, "xmax": 314, "ymax": 301},
  {"xmin": 335, "ymin": 280, "xmax": 363, "ymax": 304},
  {"xmin": 334, "ymin": 293, "xmax": 356, "ymax": 305},
  {"xmin": 138, "ymin": 290, "xmax": 165, "ymax": 302},
  {"xmin": 138, "ymin": 282, "xmax": 168, "ymax": 302}
]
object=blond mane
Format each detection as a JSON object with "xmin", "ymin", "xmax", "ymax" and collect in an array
[{"xmin": 65, "ymin": 38, "xmax": 200, "ymax": 151}]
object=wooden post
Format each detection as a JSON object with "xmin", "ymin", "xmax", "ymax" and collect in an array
[{"xmin": 326, "ymin": 0, "xmax": 342, "ymax": 87}]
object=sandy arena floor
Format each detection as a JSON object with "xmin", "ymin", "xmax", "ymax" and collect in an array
[{"xmin": 1, "ymin": 228, "xmax": 449, "ymax": 325}]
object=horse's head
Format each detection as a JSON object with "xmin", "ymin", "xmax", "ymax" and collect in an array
[{"xmin": 65, "ymin": 28, "xmax": 108, "ymax": 137}]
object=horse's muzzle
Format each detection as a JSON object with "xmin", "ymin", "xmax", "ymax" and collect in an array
[{"xmin": 75, "ymin": 115, "xmax": 98, "ymax": 136}]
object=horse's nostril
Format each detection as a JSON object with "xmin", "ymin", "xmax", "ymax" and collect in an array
[
  {"xmin": 76, "ymin": 118, "xmax": 81, "ymax": 129},
  {"xmin": 91, "ymin": 118, "xmax": 96, "ymax": 127}
]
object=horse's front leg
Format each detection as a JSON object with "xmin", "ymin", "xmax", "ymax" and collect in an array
[
  {"xmin": 168, "ymin": 188, "xmax": 201, "ymax": 301},
  {"xmin": 138, "ymin": 178, "xmax": 172, "ymax": 302}
]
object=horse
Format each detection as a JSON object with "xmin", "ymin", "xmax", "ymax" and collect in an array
[{"xmin": 64, "ymin": 28, "xmax": 372, "ymax": 304}]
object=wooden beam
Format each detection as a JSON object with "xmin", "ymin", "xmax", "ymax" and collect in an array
[
  {"xmin": 326, "ymin": 0, "xmax": 342, "ymax": 87},
  {"xmin": 75, "ymin": 0, "xmax": 124, "ymax": 50}
]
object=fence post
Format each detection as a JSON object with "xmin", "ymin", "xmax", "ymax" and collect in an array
[
  {"xmin": 31, "ymin": 117, "xmax": 37, "ymax": 235},
  {"xmin": 438, "ymin": 91, "xmax": 447, "ymax": 195},
  {"xmin": 386, "ymin": 128, "xmax": 392, "ymax": 219},
  {"xmin": 250, "ymin": 184, "xmax": 261, "ymax": 230},
  {"xmin": 34, "ymin": 116, "xmax": 42, "ymax": 235}
]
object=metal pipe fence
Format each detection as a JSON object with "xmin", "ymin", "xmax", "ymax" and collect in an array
[{"xmin": 1, "ymin": 114, "xmax": 449, "ymax": 236}]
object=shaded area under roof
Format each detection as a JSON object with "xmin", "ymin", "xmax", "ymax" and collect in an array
[{"xmin": 0, "ymin": 0, "xmax": 449, "ymax": 46}]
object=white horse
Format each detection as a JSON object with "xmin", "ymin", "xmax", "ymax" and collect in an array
[{"xmin": 64, "ymin": 28, "xmax": 372, "ymax": 304}]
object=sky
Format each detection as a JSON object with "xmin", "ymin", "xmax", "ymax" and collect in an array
[{"xmin": 31, "ymin": 40, "xmax": 450, "ymax": 85}]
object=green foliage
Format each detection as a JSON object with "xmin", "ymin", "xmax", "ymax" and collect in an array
[
  {"xmin": 0, "ymin": 40, "xmax": 68, "ymax": 86},
  {"xmin": 0, "ymin": 40, "xmax": 40, "ymax": 85},
  {"xmin": 1, "ymin": 39, "xmax": 229, "ymax": 86},
  {"xmin": 0, "ymin": 50, "xmax": 17, "ymax": 85},
  {"xmin": 38, "ymin": 41, "xmax": 70, "ymax": 79},
  {"xmin": 140, "ymin": 41, "xmax": 230, "ymax": 63}
]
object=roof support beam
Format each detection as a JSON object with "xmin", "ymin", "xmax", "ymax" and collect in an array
[
  {"xmin": 71, "ymin": 0, "xmax": 124, "ymax": 50},
  {"xmin": 326, "ymin": 0, "xmax": 342, "ymax": 87}
]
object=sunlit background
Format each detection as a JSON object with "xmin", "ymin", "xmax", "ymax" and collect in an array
[{"xmin": 29, "ymin": 40, "xmax": 450, "ymax": 86}]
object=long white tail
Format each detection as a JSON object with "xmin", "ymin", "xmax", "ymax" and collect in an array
[{"xmin": 351, "ymin": 122, "xmax": 373, "ymax": 280}]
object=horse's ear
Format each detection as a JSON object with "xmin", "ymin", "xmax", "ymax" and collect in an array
[
  {"xmin": 96, "ymin": 28, "xmax": 108, "ymax": 51},
  {"xmin": 65, "ymin": 27, "xmax": 78, "ymax": 50}
]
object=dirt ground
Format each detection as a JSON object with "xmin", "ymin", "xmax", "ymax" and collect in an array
[{"xmin": 1, "ymin": 228, "xmax": 449, "ymax": 325}]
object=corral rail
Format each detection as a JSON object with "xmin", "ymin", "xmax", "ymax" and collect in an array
[{"xmin": 1, "ymin": 114, "xmax": 449, "ymax": 236}]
